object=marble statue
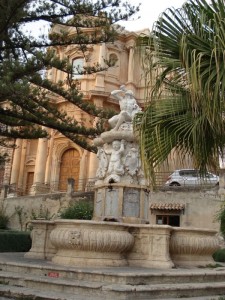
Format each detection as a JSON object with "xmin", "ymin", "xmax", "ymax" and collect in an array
[
  {"xmin": 106, "ymin": 140, "xmax": 125, "ymax": 176},
  {"xmin": 109, "ymin": 85, "xmax": 141, "ymax": 131},
  {"xmin": 96, "ymin": 147, "xmax": 108, "ymax": 179},
  {"xmin": 94, "ymin": 86, "xmax": 144, "ymax": 185},
  {"xmin": 125, "ymin": 147, "xmax": 139, "ymax": 176}
]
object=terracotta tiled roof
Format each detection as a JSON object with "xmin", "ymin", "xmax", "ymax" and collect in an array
[{"xmin": 150, "ymin": 203, "xmax": 185, "ymax": 211}]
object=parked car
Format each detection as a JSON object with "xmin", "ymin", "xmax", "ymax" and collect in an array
[{"xmin": 165, "ymin": 169, "xmax": 219, "ymax": 187}]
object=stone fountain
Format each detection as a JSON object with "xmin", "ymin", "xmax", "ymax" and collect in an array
[
  {"xmin": 26, "ymin": 86, "xmax": 221, "ymax": 269},
  {"xmin": 93, "ymin": 86, "xmax": 149, "ymax": 224}
]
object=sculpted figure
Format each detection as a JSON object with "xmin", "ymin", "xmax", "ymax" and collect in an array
[
  {"xmin": 109, "ymin": 85, "xmax": 141, "ymax": 131},
  {"xmin": 96, "ymin": 147, "xmax": 108, "ymax": 179},
  {"xmin": 106, "ymin": 140, "xmax": 125, "ymax": 175},
  {"xmin": 125, "ymin": 147, "xmax": 139, "ymax": 176}
]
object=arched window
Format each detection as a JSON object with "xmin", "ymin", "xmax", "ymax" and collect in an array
[
  {"xmin": 109, "ymin": 53, "xmax": 118, "ymax": 65},
  {"xmin": 72, "ymin": 57, "xmax": 84, "ymax": 79}
]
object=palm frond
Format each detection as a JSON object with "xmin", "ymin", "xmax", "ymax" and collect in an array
[{"xmin": 135, "ymin": 0, "xmax": 225, "ymax": 185}]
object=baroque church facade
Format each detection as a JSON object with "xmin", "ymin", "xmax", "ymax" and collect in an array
[{"xmin": 1, "ymin": 27, "xmax": 150, "ymax": 197}]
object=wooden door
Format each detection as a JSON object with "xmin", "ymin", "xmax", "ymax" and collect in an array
[
  {"xmin": 25, "ymin": 172, "xmax": 34, "ymax": 195},
  {"xmin": 59, "ymin": 149, "xmax": 80, "ymax": 191}
]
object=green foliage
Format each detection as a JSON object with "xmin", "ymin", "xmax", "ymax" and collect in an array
[
  {"xmin": 30, "ymin": 204, "xmax": 54, "ymax": 221},
  {"xmin": 0, "ymin": 0, "xmax": 140, "ymax": 153},
  {"xmin": 60, "ymin": 201, "xmax": 93, "ymax": 220},
  {"xmin": 135, "ymin": 0, "xmax": 225, "ymax": 184},
  {"xmin": 216, "ymin": 203, "xmax": 225, "ymax": 237},
  {"xmin": 14, "ymin": 205, "xmax": 28, "ymax": 231},
  {"xmin": 213, "ymin": 248, "xmax": 225, "ymax": 263},
  {"xmin": 0, "ymin": 203, "xmax": 9, "ymax": 229},
  {"xmin": 0, "ymin": 230, "xmax": 31, "ymax": 252}
]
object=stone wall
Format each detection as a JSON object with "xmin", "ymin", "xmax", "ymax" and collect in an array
[
  {"xmin": 1, "ymin": 188, "xmax": 223, "ymax": 232},
  {"xmin": 149, "ymin": 188, "xmax": 223, "ymax": 231},
  {"xmin": 1, "ymin": 191, "xmax": 94, "ymax": 230}
]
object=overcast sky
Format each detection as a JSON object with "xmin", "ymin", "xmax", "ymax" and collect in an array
[
  {"xmin": 26, "ymin": 0, "xmax": 187, "ymax": 37},
  {"xmin": 119, "ymin": 0, "xmax": 186, "ymax": 31}
]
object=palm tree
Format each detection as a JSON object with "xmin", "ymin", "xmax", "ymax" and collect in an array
[{"xmin": 134, "ymin": 0, "xmax": 225, "ymax": 185}]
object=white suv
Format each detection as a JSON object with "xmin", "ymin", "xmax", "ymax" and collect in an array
[{"xmin": 165, "ymin": 169, "xmax": 219, "ymax": 187}]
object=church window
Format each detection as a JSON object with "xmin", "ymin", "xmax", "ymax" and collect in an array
[{"xmin": 72, "ymin": 57, "xmax": 84, "ymax": 79}]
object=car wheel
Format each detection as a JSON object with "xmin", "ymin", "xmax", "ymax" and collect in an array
[{"xmin": 169, "ymin": 182, "xmax": 181, "ymax": 186}]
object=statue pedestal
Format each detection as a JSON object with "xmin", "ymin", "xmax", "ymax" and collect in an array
[
  {"xmin": 93, "ymin": 183, "xmax": 149, "ymax": 224},
  {"xmin": 93, "ymin": 123, "xmax": 148, "ymax": 224}
]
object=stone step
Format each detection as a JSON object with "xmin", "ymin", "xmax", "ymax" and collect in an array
[
  {"xmin": 1, "ymin": 270, "xmax": 225, "ymax": 299},
  {"xmin": 1, "ymin": 259, "xmax": 225, "ymax": 286},
  {"xmin": 0, "ymin": 284, "xmax": 225, "ymax": 300},
  {"xmin": 1, "ymin": 253, "xmax": 225, "ymax": 299},
  {"xmin": 0, "ymin": 284, "xmax": 98, "ymax": 300},
  {"xmin": 0, "ymin": 271, "xmax": 104, "ymax": 297}
]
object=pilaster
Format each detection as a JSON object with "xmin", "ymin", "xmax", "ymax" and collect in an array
[{"xmin": 31, "ymin": 138, "xmax": 48, "ymax": 195}]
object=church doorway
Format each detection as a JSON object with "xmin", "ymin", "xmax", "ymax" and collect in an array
[
  {"xmin": 59, "ymin": 149, "xmax": 80, "ymax": 191},
  {"xmin": 25, "ymin": 172, "xmax": 34, "ymax": 195}
]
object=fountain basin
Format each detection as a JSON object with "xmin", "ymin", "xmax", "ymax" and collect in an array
[
  {"xmin": 50, "ymin": 220, "xmax": 134, "ymax": 267},
  {"xmin": 170, "ymin": 227, "xmax": 220, "ymax": 267}
]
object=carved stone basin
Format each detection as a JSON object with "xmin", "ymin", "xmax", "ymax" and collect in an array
[
  {"xmin": 50, "ymin": 220, "xmax": 134, "ymax": 267},
  {"xmin": 170, "ymin": 227, "xmax": 220, "ymax": 267}
]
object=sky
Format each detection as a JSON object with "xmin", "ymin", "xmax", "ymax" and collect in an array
[
  {"xmin": 26, "ymin": 0, "xmax": 187, "ymax": 37},
  {"xmin": 118, "ymin": 0, "xmax": 186, "ymax": 31}
]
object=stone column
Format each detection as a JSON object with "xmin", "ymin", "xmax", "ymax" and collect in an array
[
  {"xmin": 78, "ymin": 150, "xmax": 88, "ymax": 190},
  {"xmin": 127, "ymin": 46, "xmax": 134, "ymax": 83},
  {"xmin": 8, "ymin": 139, "xmax": 23, "ymax": 197},
  {"xmin": 95, "ymin": 43, "xmax": 106, "ymax": 91},
  {"xmin": 17, "ymin": 139, "xmax": 28, "ymax": 194},
  {"xmin": 45, "ymin": 130, "xmax": 55, "ymax": 187},
  {"xmin": 88, "ymin": 152, "xmax": 98, "ymax": 179},
  {"xmin": 67, "ymin": 178, "xmax": 75, "ymax": 195},
  {"xmin": 31, "ymin": 138, "xmax": 48, "ymax": 195},
  {"xmin": 10, "ymin": 139, "xmax": 22, "ymax": 185}
]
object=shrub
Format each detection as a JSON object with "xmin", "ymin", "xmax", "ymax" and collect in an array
[
  {"xmin": 0, "ymin": 203, "xmax": 9, "ymax": 229},
  {"xmin": 30, "ymin": 204, "xmax": 55, "ymax": 220},
  {"xmin": 0, "ymin": 230, "xmax": 31, "ymax": 252},
  {"xmin": 216, "ymin": 204, "xmax": 225, "ymax": 237},
  {"xmin": 60, "ymin": 201, "xmax": 93, "ymax": 220},
  {"xmin": 213, "ymin": 248, "xmax": 225, "ymax": 262}
]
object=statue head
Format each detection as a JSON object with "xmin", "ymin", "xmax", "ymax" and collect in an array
[
  {"xmin": 112, "ymin": 140, "xmax": 121, "ymax": 151},
  {"xmin": 125, "ymin": 90, "xmax": 134, "ymax": 97}
]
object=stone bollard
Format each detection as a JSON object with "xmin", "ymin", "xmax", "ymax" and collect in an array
[{"xmin": 67, "ymin": 178, "xmax": 75, "ymax": 195}]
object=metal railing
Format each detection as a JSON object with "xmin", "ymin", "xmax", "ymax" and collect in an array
[
  {"xmin": 1, "ymin": 171, "xmax": 219, "ymax": 198},
  {"xmin": 3, "ymin": 177, "xmax": 97, "ymax": 197}
]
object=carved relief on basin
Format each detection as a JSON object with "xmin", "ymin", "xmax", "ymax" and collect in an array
[{"xmin": 50, "ymin": 220, "xmax": 134, "ymax": 267}]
